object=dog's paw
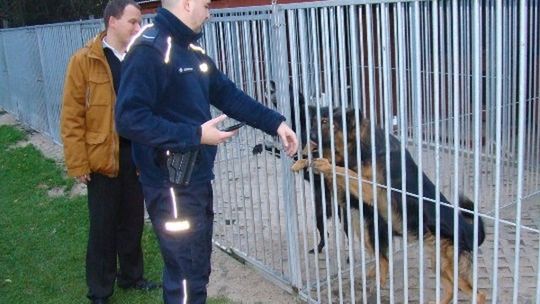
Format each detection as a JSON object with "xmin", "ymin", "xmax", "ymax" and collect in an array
[
  {"xmin": 252, "ymin": 144, "xmax": 263, "ymax": 155},
  {"xmin": 291, "ymin": 159, "xmax": 310, "ymax": 172},
  {"xmin": 311, "ymin": 158, "xmax": 332, "ymax": 174}
]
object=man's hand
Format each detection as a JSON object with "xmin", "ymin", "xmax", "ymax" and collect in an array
[
  {"xmin": 200, "ymin": 114, "xmax": 239, "ymax": 145},
  {"xmin": 276, "ymin": 122, "xmax": 298, "ymax": 157},
  {"xmin": 76, "ymin": 174, "xmax": 91, "ymax": 184}
]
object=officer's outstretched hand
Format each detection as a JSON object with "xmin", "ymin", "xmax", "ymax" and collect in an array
[
  {"xmin": 200, "ymin": 114, "xmax": 238, "ymax": 145},
  {"xmin": 277, "ymin": 122, "xmax": 298, "ymax": 157}
]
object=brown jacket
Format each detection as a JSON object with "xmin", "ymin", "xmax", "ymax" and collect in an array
[{"xmin": 60, "ymin": 31, "xmax": 119, "ymax": 178}]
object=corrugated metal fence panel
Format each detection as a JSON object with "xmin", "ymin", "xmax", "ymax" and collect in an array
[
  {"xmin": 36, "ymin": 23, "xmax": 87, "ymax": 143},
  {"xmin": 80, "ymin": 21, "xmax": 103, "ymax": 44},
  {"xmin": 3, "ymin": 28, "xmax": 48, "ymax": 133},
  {"xmin": 0, "ymin": 32, "xmax": 10, "ymax": 113}
]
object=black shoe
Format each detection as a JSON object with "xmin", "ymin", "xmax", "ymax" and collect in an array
[
  {"xmin": 119, "ymin": 278, "xmax": 161, "ymax": 291},
  {"xmin": 90, "ymin": 298, "xmax": 108, "ymax": 304}
]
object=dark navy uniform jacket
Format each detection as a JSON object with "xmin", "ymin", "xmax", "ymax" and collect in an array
[{"xmin": 115, "ymin": 8, "xmax": 285, "ymax": 187}]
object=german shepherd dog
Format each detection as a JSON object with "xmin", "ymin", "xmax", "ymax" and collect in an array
[
  {"xmin": 292, "ymin": 108, "xmax": 486, "ymax": 303},
  {"xmin": 253, "ymin": 81, "xmax": 348, "ymax": 253}
]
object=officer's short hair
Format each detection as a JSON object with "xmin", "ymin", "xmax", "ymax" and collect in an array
[{"xmin": 103, "ymin": 0, "xmax": 141, "ymax": 29}]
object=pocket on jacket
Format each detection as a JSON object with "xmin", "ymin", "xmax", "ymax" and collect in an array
[
  {"xmin": 86, "ymin": 104, "xmax": 112, "ymax": 132},
  {"xmin": 86, "ymin": 131, "xmax": 107, "ymax": 144},
  {"xmin": 85, "ymin": 131, "xmax": 114, "ymax": 175},
  {"xmin": 88, "ymin": 72, "xmax": 112, "ymax": 106}
]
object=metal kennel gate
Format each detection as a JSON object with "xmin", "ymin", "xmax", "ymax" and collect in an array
[{"xmin": 206, "ymin": 0, "xmax": 540, "ymax": 303}]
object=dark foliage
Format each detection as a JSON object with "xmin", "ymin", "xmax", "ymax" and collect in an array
[{"xmin": 0, "ymin": 0, "xmax": 108, "ymax": 28}]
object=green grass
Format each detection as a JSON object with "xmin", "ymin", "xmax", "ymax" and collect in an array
[{"xmin": 0, "ymin": 125, "xmax": 231, "ymax": 304}]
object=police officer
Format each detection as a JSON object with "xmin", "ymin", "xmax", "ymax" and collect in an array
[{"xmin": 114, "ymin": 0, "xmax": 298, "ymax": 303}]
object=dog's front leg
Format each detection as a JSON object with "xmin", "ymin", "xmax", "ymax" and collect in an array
[{"xmin": 291, "ymin": 159, "xmax": 310, "ymax": 172}]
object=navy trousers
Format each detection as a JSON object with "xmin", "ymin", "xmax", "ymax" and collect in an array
[
  {"xmin": 143, "ymin": 181, "xmax": 214, "ymax": 304},
  {"xmin": 86, "ymin": 143, "xmax": 145, "ymax": 300}
]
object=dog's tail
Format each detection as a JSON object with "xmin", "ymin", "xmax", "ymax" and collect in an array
[{"xmin": 458, "ymin": 194, "xmax": 486, "ymax": 251}]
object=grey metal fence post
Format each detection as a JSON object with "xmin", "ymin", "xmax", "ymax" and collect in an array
[{"xmin": 271, "ymin": 1, "xmax": 302, "ymax": 291}]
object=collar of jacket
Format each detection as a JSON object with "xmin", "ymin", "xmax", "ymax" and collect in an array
[
  {"xmin": 154, "ymin": 8, "xmax": 203, "ymax": 46},
  {"xmin": 86, "ymin": 31, "xmax": 107, "ymax": 60}
]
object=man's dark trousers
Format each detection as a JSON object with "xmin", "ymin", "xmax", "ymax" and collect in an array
[
  {"xmin": 143, "ymin": 181, "xmax": 214, "ymax": 304},
  {"xmin": 86, "ymin": 142, "xmax": 145, "ymax": 300}
]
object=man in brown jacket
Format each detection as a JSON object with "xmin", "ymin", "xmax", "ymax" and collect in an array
[{"xmin": 60, "ymin": 1, "xmax": 158, "ymax": 303}]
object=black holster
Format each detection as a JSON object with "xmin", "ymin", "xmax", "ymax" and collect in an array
[{"xmin": 165, "ymin": 150, "xmax": 199, "ymax": 185}]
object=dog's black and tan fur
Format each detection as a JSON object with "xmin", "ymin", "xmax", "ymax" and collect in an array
[{"xmin": 292, "ymin": 108, "xmax": 486, "ymax": 303}]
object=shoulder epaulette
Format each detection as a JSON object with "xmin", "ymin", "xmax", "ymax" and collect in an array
[
  {"xmin": 127, "ymin": 23, "xmax": 156, "ymax": 51},
  {"xmin": 189, "ymin": 44, "xmax": 206, "ymax": 55},
  {"xmin": 127, "ymin": 24, "xmax": 172, "ymax": 63}
]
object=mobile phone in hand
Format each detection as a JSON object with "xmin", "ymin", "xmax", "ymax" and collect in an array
[{"xmin": 221, "ymin": 122, "xmax": 245, "ymax": 132}]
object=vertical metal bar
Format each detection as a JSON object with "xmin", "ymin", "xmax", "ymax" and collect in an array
[
  {"xmin": 348, "ymin": 4, "xmax": 362, "ymax": 303},
  {"xmin": 525, "ymin": 5, "xmax": 534, "ymax": 191},
  {"xmin": 502, "ymin": 0, "xmax": 512, "ymax": 204},
  {"xmin": 375, "ymin": 5, "xmax": 384, "ymax": 125},
  {"xmin": 423, "ymin": 3, "xmax": 433, "ymax": 144},
  {"xmin": 448, "ymin": 2, "xmax": 454, "ymax": 144},
  {"xmin": 395, "ymin": 2, "xmax": 409, "ymax": 303},
  {"xmin": 327, "ymin": 2, "xmax": 347, "ymax": 291},
  {"xmin": 411, "ymin": 2, "xmax": 425, "ymax": 302},
  {"xmin": 354, "ymin": 6, "xmax": 369, "ymax": 304},
  {"xmin": 252, "ymin": 20, "xmax": 262, "ymax": 103},
  {"xmin": 431, "ymin": 1, "xmax": 442, "ymax": 303},
  {"xmin": 537, "ymin": 231, "xmax": 540, "ymax": 304},
  {"xmin": 365, "ymin": 4, "xmax": 383, "ymax": 302},
  {"xmin": 451, "ymin": 1, "xmax": 461, "ymax": 302},
  {"xmin": 330, "ymin": 7, "xmax": 340, "ymax": 109},
  {"xmin": 297, "ymin": 8, "xmax": 320, "ymax": 301},
  {"xmin": 358, "ymin": 6, "xmax": 369, "ymax": 120},
  {"xmin": 218, "ymin": 22, "xmax": 227, "ymax": 73},
  {"xmin": 336, "ymin": 4, "xmax": 355, "ymax": 303},
  {"xmin": 320, "ymin": 6, "xmax": 336, "ymax": 302},
  {"xmin": 486, "ymin": 0, "xmax": 496, "ymax": 208},
  {"xmin": 379, "ymin": 3, "xmax": 394, "ymax": 304},
  {"xmin": 250, "ymin": 18, "xmax": 268, "ymax": 265},
  {"xmin": 243, "ymin": 20, "xmax": 255, "ymax": 97},
  {"xmin": 490, "ymin": 0, "xmax": 504, "ymax": 301},
  {"xmin": 230, "ymin": 147, "xmax": 243, "ymax": 252},
  {"xmin": 321, "ymin": 5, "xmax": 345, "ymax": 301},
  {"xmin": 261, "ymin": 19, "xmax": 277, "ymax": 270},
  {"xmin": 309, "ymin": 7, "xmax": 324, "ymax": 301},
  {"xmin": 268, "ymin": 14, "xmax": 285, "ymax": 271},
  {"xmin": 243, "ymin": 19, "xmax": 259, "ymax": 259},
  {"xmin": 234, "ymin": 22, "xmax": 244, "ymax": 88},
  {"xmin": 225, "ymin": 22, "xmax": 236, "ymax": 81},
  {"xmin": 273, "ymin": 5, "xmax": 298, "ymax": 281},
  {"xmin": 510, "ymin": 2, "xmax": 519, "ymax": 184},
  {"xmin": 471, "ymin": 0, "xmax": 481, "ymax": 302},
  {"xmin": 533, "ymin": 2, "xmax": 540, "ymax": 189},
  {"xmin": 512, "ymin": 0, "xmax": 528, "ymax": 302},
  {"xmin": 217, "ymin": 154, "xmax": 230, "ymax": 247},
  {"xmin": 286, "ymin": 8, "xmax": 307, "ymax": 293},
  {"xmin": 334, "ymin": 5, "xmax": 351, "ymax": 303},
  {"xmin": 232, "ymin": 20, "xmax": 250, "ymax": 256}
]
